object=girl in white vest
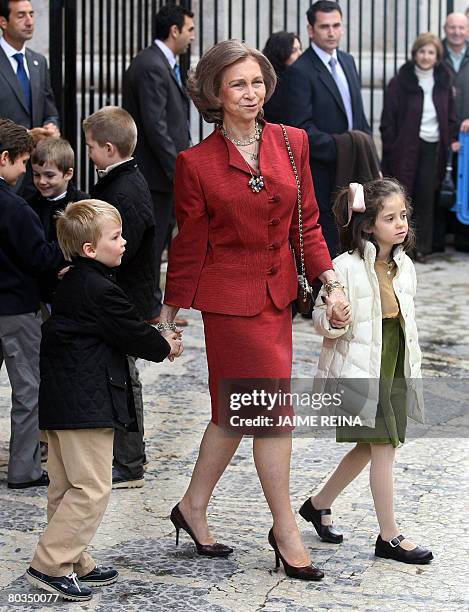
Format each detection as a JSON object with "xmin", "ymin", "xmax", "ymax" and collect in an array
[{"xmin": 298, "ymin": 178, "xmax": 433, "ymax": 565}]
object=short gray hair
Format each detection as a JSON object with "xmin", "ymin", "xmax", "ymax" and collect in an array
[{"xmin": 187, "ymin": 40, "xmax": 277, "ymax": 124}]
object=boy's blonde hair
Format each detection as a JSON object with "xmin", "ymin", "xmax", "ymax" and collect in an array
[
  {"xmin": 82, "ymin": 106, "xmax": 137, "ymax": 157},
  {"xmin": 56, "ymin": 199, "xmax": 122, "ymax": 261},
  {"xmin": 31, "ymin": 137, "xmax": 75, "ymax": 174}
]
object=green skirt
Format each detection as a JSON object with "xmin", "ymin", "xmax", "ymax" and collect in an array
[{"xmin": 336, "ymin": 317, "xmax": 407, "ymax": 448}]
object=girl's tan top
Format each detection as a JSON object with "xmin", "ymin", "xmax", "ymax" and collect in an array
[{"xmin": 374, "ymin": 260, "xmax": 399, "ymax": 318}]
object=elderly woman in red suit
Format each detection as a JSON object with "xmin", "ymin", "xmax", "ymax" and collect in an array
[{"xmin": 159, "ymin": 40, "xmax": 350, "ymax": 580}]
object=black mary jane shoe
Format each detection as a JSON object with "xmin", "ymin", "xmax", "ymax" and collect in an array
[
  {"xmin": 299, "ymin": 498, "xmax": 343, "ymax": 544},
  {"xmin": 26, "ymin": 567, "xmax": 92, "ymax": 601},
  {"xmin": 268, "ymin": 529, "xmax": 324, "ymax": 581},
  {"xmin": 375, "ymin": 535, "xmax": 433, "ymax": 564},
  {"xmin": 79, "ymin": 565, "xmax": 119, "ymax": 586}
]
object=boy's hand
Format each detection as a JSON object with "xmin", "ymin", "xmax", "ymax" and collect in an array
[
  {"xmin": 57, "ymin": 266, "xmax": 70, "ymax": 280},
  {"xmin": 162, "ymin": 331, "xmax": 184, "ymax": 362}
]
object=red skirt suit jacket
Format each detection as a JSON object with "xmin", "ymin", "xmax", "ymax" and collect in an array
[{"xmin": 164, "ymin": 122, "xmax": 332, "ymax": 315}]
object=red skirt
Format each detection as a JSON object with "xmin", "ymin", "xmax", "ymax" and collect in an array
[{"xmin": 202, "ymin": 292, "xmax": 294, "ymax": 432}]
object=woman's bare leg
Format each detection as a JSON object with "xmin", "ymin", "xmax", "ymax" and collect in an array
[
  {"xmin": 253, "ymin": 434, "xmax": 310, "ymax": 566},
  {"xmin": 178, "ymin": 422, "xmax": 242, "ymax": 544}
]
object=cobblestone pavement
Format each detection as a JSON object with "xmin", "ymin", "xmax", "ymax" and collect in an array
[{"xmin": 0, "ymin": 250, "xmax": 468, "ymax": 611}]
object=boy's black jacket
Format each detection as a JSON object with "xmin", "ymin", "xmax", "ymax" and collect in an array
[
  {"xmin": 38, "ymin": 257, "xmax": 171, "ymax": 430},
  {"xmin": 0, "ymin": 178, "xmax": 63, "ymax": 315},
  {"xmin": 28, "ymin": 182, "xmax": 89, "ymax": 303},
  {"xmin": 90, "ymin": 160, "xmax": 157, "ymax": 321}
]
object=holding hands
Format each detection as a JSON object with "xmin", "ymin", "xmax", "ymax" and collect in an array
[
  {"xmin": 162, "ymin": 330, "xmax": 184, "ymax": 362},
  {"xmin": 322, "ymin": 280, "xmax": 352, "ymax": 329},
  {"xmin": 327, "ymin": 292, "xmax": 351, "ymax": 329},
  {"xmin": 158, "ymin": 304, "xmax": 184, "ymax": 361}
]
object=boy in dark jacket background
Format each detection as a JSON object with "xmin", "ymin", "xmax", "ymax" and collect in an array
[
  {"xmin": 0, "ymin": 119, "xmax": 63, "ymax": 490},
  {"xmin": 26, "ymin": 199, "xmax": 182, "ymax": 602},
  {"xmin": 29, "ymin": 137, "xmax": 88, "ymax": 305},
  {"xmin": 83, "ymin": 106, "xmax": 158, "ymax": 489}
]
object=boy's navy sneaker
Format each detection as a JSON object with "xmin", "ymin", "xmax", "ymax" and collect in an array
[
  {"xmin": 112, "ymin": 466, "xmax": 144, "ymax": 489},
  {"xmin": 26, "ymin": 567, "xmax": 92, "ymax": 601},
  {"xmin": 80, "ymin": 565, "xmax": 119, "ymax": 586},
  {"xmin": 8, "ymin": 471, "xmax": 49, "ymax": 489}
]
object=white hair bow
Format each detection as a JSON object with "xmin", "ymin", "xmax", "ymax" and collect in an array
[{"xmin": 344, "ymin": 182, "xmax": 366, "ymax": 227}]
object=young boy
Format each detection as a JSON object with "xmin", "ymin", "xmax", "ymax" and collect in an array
[
  {"xmin": 30, "ymin": 137, "xmax": 88, "ymax": 241},
  {"xmin": 26, "ymin": 199, "xmax": 182, "ymax": 602},
  {"xmin": 0, "ymin": 118, "xmax": 63, "ymax": 489},
  {"xmin": 83, "ymin": 106, "xmax": 159, "ymax": 489},
  {"xmin": 29, "ymin": 137, "xmax": 88, "ymax": 305}
]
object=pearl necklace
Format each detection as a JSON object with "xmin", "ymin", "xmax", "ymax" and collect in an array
[
  {"xmin": 220, "ymin": 122, "xmax": 264, "ymax": 193},
  {"xmin": 220, "ymin": 121, "xmax": 261, "ymax": 146}
]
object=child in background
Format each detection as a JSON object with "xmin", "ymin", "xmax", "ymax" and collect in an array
[
  {"xmin": 83, "ymin": 106, "xmax": 160, "ymax": 489},
  {"xmin": 26, "ymin": 199, "xmax": 182, "ymax": 602},
  {"xmin": 0, "ymin": 118, "xmax": 63, "ymax": 490},
  {"xmin": 29, "ymin": 137, "xmax": 88, "ymax": 306},
  {"xmin": 299, "ymin": 179, "xmax": 433, "ymax": 565}
]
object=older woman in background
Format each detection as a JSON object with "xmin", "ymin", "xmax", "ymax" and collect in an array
[
  {"xmin": 262, "ymin": 31, "xmax": 302, "ymax": 123},
  {"xmin": 159, "ymin": 40, "xmax": 350, "ymax": 580},
  {"xmin": 380, "ymin": 32, "xmax": 458, "ymax": 261}
]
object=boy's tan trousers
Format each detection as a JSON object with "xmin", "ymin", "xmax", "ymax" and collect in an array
[{"xmin": 31, "ymin": 428, "xmax": 114, "ymax": 577}]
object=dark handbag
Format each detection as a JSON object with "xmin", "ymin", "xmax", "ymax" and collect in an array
[
  {"xmin": 280, "ymin": 124, "xmax": 313, "ymax": 314},
  {"xmin": 439, "ymin": 149, "xmax": 455, "ymax": 209}
]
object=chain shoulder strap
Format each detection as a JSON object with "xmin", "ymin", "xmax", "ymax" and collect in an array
[{"xmin": 280, "ymin": 124, "xmax": 308, "ymax": 300}]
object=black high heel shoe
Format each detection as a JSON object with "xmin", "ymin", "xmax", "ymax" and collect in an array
[
  {"xmin": 375, "ymin": 535, "xmax": 433, "ymax": 564},
  {"xmin": 170, "ymin": 504, "xmax": 233, "ymax": 557},
  {"xmin": 299, "ymin": 498, "xmax": 343, "ymax": 544},
  {"xmin": 267, "ymin": 529, "xmax": 324, "ymax": 581}
]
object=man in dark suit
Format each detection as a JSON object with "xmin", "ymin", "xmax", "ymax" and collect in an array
[
  {"xmin": 287, "ymin": 1, "xmax": 371, "ymax": 256},
  {"xmin": 0, "ymin": 0, "xmax": 59, "ymax": 196},
  {"xmin": 442, "ymin": 12, "xmax": 469, "ymax": 252},
  {"xmin": 123, "ymin": 4, "xmax": 194, "ymax": 322}
]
